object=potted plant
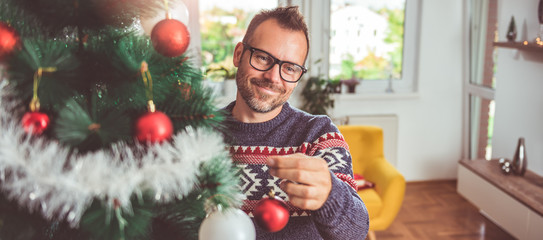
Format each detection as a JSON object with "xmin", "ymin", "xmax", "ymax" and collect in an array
[
  {"xmin": 327, "ymin": 78, "xmax": 342, "ymax": 93},
  {"xmin": 205, "ymin": 59, "xmax": 238, "ymax": 97},
  {"xmin": 341, "ymin": 75, "xmax": 360, "ymax": 93},
  {"xmin": 301, "ymin": 76, "xmax": 335, "ymax": 116}
]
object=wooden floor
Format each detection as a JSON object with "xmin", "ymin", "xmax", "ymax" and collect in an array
[{"xmin": 374, "ymin": 180, "xmax": 515, "ymax": 240}]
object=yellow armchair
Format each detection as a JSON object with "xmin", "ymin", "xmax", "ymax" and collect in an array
[{"xmin": 338, "ymin": 125, "xmax": 405, "ymax": 237}]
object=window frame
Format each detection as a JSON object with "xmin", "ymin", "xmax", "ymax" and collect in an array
[{"xmin": 294, "ymin": 0, "xmax": 421, "ymax": 94}]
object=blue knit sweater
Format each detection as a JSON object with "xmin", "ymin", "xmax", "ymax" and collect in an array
[{"xmin": 223, "ymin": 102, "xmax": 369, "ymax": 240}]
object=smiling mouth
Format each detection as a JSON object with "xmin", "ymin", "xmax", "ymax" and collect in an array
[
  {"xmin": 251, "ymin": 79, "xmax": 285, "ymax": 95},
  {"xmin": 255, "ymin": 84, "xmax": 279, "ymax": 95}
]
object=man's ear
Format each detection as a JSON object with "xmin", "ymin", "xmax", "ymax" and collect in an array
[{"xmin": 233, "ymin": 42, "xmax": 244, "ymax": 67}]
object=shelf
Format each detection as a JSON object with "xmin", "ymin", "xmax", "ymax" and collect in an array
[
  {"xmin": 459, "ymin": 159, "xmax": 543, "ymax": 216},
  {"xmin": 493, "ymin": 41, "xmax": 543, "ymax": 52}
]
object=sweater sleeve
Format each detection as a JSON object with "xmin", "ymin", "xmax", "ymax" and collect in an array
[{"xmin": 308, "ymin": 133, "xmax": 369, "ymax": 240}]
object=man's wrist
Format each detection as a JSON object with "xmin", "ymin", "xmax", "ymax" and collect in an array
[{"xmin": 312, "ymin": 172, "xmax": 346, "ymax": 218}]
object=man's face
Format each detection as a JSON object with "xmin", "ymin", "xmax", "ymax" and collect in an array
[{"xmin": 233, "ymin": 19, "xmax": 307, "ymax": 113}]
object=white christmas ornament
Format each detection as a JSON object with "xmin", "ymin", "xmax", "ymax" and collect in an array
[
  {"xmin": 199, "ymin": 208, "xmax": 256, "ymax": 240},
  {"xmin": 140, "ymin": 0, "xmax": 189, "ymax": 35}
]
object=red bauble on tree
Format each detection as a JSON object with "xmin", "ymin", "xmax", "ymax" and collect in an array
[
  {"xmin": 21, "ymin": 111, "xmax": 50, "ymax": 135},
  {"xmin": 151, "ymin": 18, "xmax": 190, "ymax": 58},
  {"xmin": 253, "ymin": 190, "xmax": 290, "ymax": 232},
  {"xmin": 135, "ymin": 110, "xmax": 173, "ymax": 143},
  {"xmin": 0, "ymin": 21, "xmax": 19, "ymax": 60}
]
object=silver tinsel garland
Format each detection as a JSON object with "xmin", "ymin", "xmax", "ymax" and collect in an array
[{"xmin": 0, "ymin": 77, "xmax": 230, "ymax": 227}]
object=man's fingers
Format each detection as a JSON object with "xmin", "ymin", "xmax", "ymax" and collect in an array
[
  {"xmin": 266, "ymin": 154, "xmax": 332, "ymax": 210},
  {"xmin": 269, "ymin": 168, "xmax": 307, "ymax": 183},
  {"xmin": 269, "ymin": 168, "xmax": 325, "ymax": 185},
  {"xmin": 267, "ymin": 154, "xmax": 328, "ymax": 171},
  {"xmin": 280, "ymin": 180, "xmax": 320, "ymax": 199},
  {"xmin": 270, "ymin": 168, "xmax": 330, "ymax": 187},
  {"xmin": 288, "ymin": 195, "xmax": 323, "ymax": 210}
]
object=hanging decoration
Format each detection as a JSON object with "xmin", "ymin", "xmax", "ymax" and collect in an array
[
  {"xmin": 0, "ymin": 21, "xmax": 19, "ymax": 60},
  {"xmin": 140, "ymin": 0, "xmax": 189, "ymax": 35},
  {"xmin": 150, "ymin": 0, "xmax": 191, "ymax": 57},
  {"xmin": 253, "ymin": 190, "xmax": 290, "ymax": 232},
  {"xmin": 134, "ymin": 61, "xmax": 173, "ymax": 143},
  {"xmin": 135, "ymin": 110, "xmax": 173, "ymax": 142},
  {"xmin": 21, "ymin": 67, "xmax": 56, "ymax": 135},
  {"xmin": 21, "ymin": 111, "xmax": 49, "ymax": 134},
  {"xmin": 198, "ymin": 204, "xmax": 256, "ymax": 240}
]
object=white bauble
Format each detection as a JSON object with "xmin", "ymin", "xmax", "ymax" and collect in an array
[
  {"xmin": 198, "ymin": 208, "xmax": 256, "ymax": 240},
  {"xmin": 140, "ymin": 0, "xmax": 189, "ymax": 35}
]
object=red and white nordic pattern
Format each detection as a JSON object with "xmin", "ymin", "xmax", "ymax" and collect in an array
[{"xmin": 231, "ymin": 132, "xmax": 356, "ymax": 217}]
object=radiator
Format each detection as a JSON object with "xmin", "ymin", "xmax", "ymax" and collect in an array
[{"xmin": 341, "ymin": 114, "xmax": 398, "ymax": 167}]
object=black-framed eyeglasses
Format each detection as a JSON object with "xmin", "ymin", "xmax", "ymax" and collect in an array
[{"xmin": 243, "ymin": 43, "xmax": 307, "ymax": 83}]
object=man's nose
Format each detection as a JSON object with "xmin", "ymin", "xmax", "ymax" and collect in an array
[{"xmin": 263, "ymin": 63, "xmax": 283, "ymax": 84}]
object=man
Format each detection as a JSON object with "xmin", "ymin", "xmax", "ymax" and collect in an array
[{"xmin": 223, "ymin": 6, "xmax": 369, "ymax": 239}]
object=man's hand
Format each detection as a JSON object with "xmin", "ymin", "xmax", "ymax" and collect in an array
[{"xmin": 267, "ymin": 153, "xmax": 332, "ymax": 210}]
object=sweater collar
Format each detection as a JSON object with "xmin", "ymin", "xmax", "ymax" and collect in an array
[{"xmin": 225, "ymin": 101, "xmax": 293, "ymax": 131}]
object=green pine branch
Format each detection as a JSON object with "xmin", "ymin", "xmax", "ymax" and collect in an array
[
  {"xmin": 54, "ymin": 95, "xmax": 131, "ymax": 152},
  {"xmin": 81, "ymin": 195, "xmax": 153, "ymax": 240},
  {"xmin": 7, "ymin": 39, "xmax": 81, "ymax": 111}
]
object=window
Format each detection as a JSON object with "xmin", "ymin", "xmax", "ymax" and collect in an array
[
  {"xmin": 197, "ymin": 0, "xmax": 278, "ymax": 80},
  {"xmin": 329, "ymin": 0, "xmax": 405, "ymax": 81},
  {"xmin": 297, "ymin": 0, "xmax": 419, "ymax": 94}
]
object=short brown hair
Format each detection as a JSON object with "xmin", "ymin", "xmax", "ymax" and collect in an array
[{"xmin": 242, "ymin": 6, "xmax": 309, "ymax": 63}]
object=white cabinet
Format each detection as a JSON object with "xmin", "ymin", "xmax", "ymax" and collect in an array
[{"xmin": 457, "ymin": 160, "xmax": 543, "ymax": 240}]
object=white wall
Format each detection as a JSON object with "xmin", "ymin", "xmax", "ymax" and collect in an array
[
  {"xmin": 292, "ymin": 0, "xmax": 465, "ymax": 181},
  {"xmin": 492, "ymin": 0, "xmax": 543, "ymax": 176}
]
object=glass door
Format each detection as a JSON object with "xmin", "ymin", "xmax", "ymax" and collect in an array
[{"xmin": 464, "ymin": 0, "xmax": 497, "ymax": 160}]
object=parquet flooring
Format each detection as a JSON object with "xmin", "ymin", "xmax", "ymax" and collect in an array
[{"xmin": 375, "ymin": 180, "xmax": 515, "ymax": 240}]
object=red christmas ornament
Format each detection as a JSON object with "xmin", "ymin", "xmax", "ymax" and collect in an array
[
  {"xmin": 135, "ymin": 111, "xmax": 173, "ymax": 143},
  {"xmin": 21, "ymin": 111, "xmax": 50, "ymax": 135},
  {"xmin": 0, "ymin": 21, "xmax": 19, "ymax": 60},
  {"xmin": 253, "ymin": 190, "xmax": 290, "ymax": 232},
  {"xmin": 151, "ymin": 18, "xmax": 190, "ymax": 57}
]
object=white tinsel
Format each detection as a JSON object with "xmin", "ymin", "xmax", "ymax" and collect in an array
[{"xmin": 0, "ymin": 81, "xmax": 229, "ymax": 227}]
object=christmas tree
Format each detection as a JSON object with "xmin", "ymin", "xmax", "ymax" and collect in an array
[{"xmin": 0, "ymin": 0, "xmax": 248, "ymax": 239}]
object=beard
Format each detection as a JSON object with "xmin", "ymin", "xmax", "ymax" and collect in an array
[{"xmin": 236, "ymin": 69, "xmax": 290, "ymax": 113}]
